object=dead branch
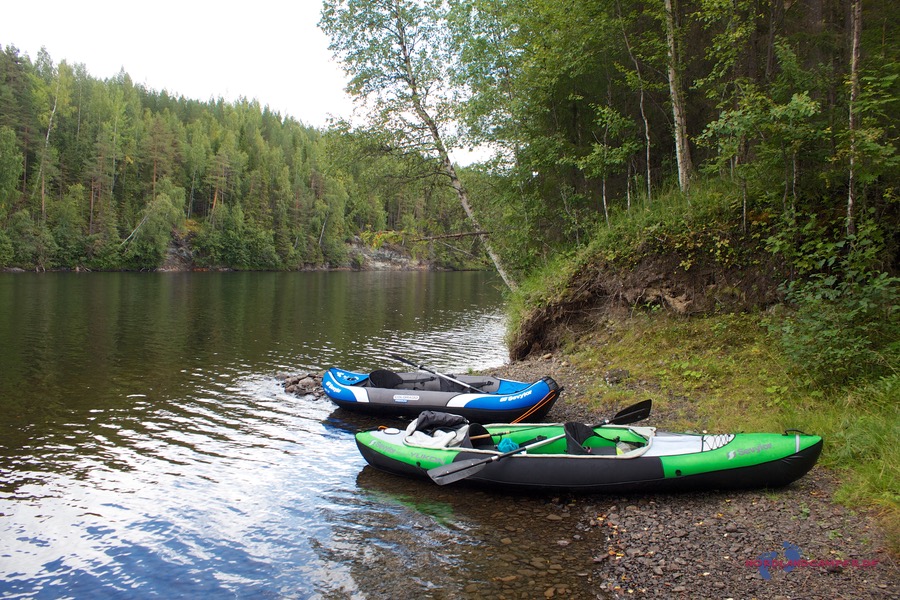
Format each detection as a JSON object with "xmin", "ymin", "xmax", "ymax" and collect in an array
[{"xmin": 408, "ymin": 231, "xmax": 491, "ymax": 242}]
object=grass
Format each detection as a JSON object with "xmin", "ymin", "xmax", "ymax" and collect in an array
[
  {"xmin": 506, "ymin": 175, "xmax": 898, "ymax": 554},
  {"xmin": 561, "ymin": 311, "xmax": 899, "ymax": 553}
]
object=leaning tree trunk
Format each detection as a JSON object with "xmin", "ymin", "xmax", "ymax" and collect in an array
[
  {"xmin": 442, "ymin": 153, "xmax": 517, "ymax": 291},
  {"xmin": 395, "ymin": 9, "xmax": 518, "ymax": 291},
  {"xmin": 414, "ymin": 97, "xmax": 517, "ymax": 290}
]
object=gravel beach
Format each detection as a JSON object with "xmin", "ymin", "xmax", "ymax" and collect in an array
[
  {"xmin": 483, "ymin": 354, "xmax": 898, "ymax": 599},
  {"xmin": 285, "ymin": 356, "xmax": 897, "ymax": 598}
]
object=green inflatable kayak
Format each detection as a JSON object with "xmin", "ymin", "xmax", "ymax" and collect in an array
[{"xmin": 355, "ymin": 407, "xmax": 823, "ymax": 492}]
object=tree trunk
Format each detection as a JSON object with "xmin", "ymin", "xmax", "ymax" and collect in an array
[
  {"xmin": 89, "ymin": 184, "xmax": 95, "ymax": 235},
  {"xmin": 37, "ymin": 76, "xmax": 61, "ymax": 220},
  {"xmin": 617, "ymin": 1, "xmax": 652, "ymax": 203},
  {"xmin": 443, "ymin": 152, "xmax": 517, "ymax": 290},
  {"xmin": 847, "ymin": 0, "xmax": 861, "ymax": 235},
  {"xmin": 395, "ymin": 8, "xmax": 518, "ymax": 290},
  {"xmin": 664, "ymin": 0, "xmax": 693, "ymax": 193}
]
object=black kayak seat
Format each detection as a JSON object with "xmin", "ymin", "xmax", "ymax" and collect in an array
[
  {"xmin": 439, "ymin": 377, "xmax": 493, "ymax": 393},
  {"xmin": 368, "ymin": 369, "xmax": 404, "ymax": 389},
  {"xmin": 564, "ymin": 422, "xmax": 618, "ymax": 455},
  {"xmin": 368, "ymin": 369, "xmax": 436, "ymax": 389},
  {"xmin": 460, "ymin": 423, "xmax": 495, "ymax": 449},
  {"xmin": 413, "ymin": 410, "xmax": 469, "ymax": 435}
]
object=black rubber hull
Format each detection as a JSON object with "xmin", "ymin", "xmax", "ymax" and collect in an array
[
  {"xmin": 356, "ymin": 438, "xmax": 824, "ymax": 493},
  {"xmin": 332, "ymin": 393, "xmax": 558, "ymax": 422}
]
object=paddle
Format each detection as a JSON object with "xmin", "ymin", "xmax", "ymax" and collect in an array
[
  {"xmin": 390, "ymin": 354, "xmax": 484, "ymax": 394},
  {"xmin": 427, "ymin": 399, "xmax": 653, "ymax": 486},
  {"xmin": 470, "ymin": 398, "xmax": 653, "ymax": 440},
  {"xmin": 599, "ymin": 398, "xmax": 652, "ymax": 425}
]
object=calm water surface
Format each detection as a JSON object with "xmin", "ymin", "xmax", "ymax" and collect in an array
[{"xmin": 0, "ymin": 272, "xmax": 606, "ymax": 599}]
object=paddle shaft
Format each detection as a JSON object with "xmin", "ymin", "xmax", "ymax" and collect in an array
[
  {"xmin": 469, "ymin": 399, "xmax": 653, "ymax": 440},
  {"xmin": 390, "ymin": 354, "xmax": 482, "ymax": 393},
  {"xmin": 428, "ymin": 432, "xmax": 567, "ymax": 485},
  {"xmin": 425, "ymin": 398, "xmax": 653, "ymax": 485}
]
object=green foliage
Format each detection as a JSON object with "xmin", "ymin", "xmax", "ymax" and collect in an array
[
  {"xmin": 576, "ymin": 106, "xmax": 641, "ymax": 183},
  {"xmin": 830, "ymin": 60, "xmax": 900, "ymax": 191},
  {"xmin": 0, "ymin": 228, "xmax": 13, "ymax": 267},
  {"xmin": 0, "ymin": 126, "xmax": 23, "ymax": 212},
  {"xmin": 48, "ymin": 184, "xmax": 88, "ymax": 267},
  {"xmin": 786, "ymin": 374, "xmax": 899, "ymax": 550},
  {"xmin": 827, "ymin": 376, "xmax": 900, "ymax": 510},
  {"xmin": 573, "ymin": 180, "xmax": 758, "ymax": 271},
  {"xmin": 86, "ymin": 216, "xmax": 124, "ymax": 271},
  {"xmin": 121, "ymin": 182, "xmax": 186, "ymax": 270},
  {"xmin": 698, "ymin": 86, "xmax": 824, "ymax": 206},
  {"xmin": 767, "ymin": 213, "xmax": 900, "ymax": 386},
  {"xmin": 7, "ymin": 209, "xmax": 57, "ymax": 270},
  {"xmin": 563, "ymin": 311, "xmax": 898, "ymax": 546},
  {"xmin": 0, "ymin": 45, "xmax": 474, "ymax": 272}
]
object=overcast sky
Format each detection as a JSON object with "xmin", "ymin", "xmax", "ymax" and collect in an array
[{"xmin": 2, "ymin": 0, "xmax": 355, "ymax": 128}]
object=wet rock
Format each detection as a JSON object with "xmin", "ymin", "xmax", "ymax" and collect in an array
[{"xmin": 282, "ymin": 372, "xmax": 323, "ymax": 395}]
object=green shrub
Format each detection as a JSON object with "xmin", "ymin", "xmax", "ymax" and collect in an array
[{"xmin": 768, "ymin": 214, "xmax": 899, "ymax": 386}]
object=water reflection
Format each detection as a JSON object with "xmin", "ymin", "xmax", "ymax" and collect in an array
[
  {"xmin": 1, "ymin": 377, "xmax": 363, "ymax": 599},
  {"xmin": 343, "ymin": 468, "xmax": 606, "ymax": 599},
  {"xmin": 2, "ymin": 272, "xmax": 602, "ymax": 599}
]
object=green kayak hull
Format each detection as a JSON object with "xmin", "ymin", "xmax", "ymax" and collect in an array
[{"xmin": 355, "ymin": 423, "xmax": 823, "ymax": 492}]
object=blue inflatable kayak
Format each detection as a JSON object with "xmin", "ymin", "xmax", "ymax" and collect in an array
[{"xmin": 321, "ymin": 367, "xmax": 561, "ymax": 423}]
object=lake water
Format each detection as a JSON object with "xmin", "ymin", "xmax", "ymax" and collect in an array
[{"xmin": 0, "ymin": 271, "xmax": 608, "ymax": 599}]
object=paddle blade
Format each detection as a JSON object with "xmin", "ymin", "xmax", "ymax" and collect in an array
[
  {"xmin": 426, "ymin": 432, "xmax": 565, "ymax": 485},
  {"xmin": 608, "ymin": 399, "xmax": 652, "ymax": 425},
  {"xmin": 428, "ymin": 457, "xmax": 492, "ymax": 485}
]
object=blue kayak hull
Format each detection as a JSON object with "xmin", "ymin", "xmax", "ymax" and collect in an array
[{"xmin": 321, "ymin": 368, "xmax": 561, "ymax": 422}]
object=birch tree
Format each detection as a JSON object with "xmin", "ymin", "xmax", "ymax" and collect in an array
[
  {"xmin": 846, "ymin": 0, "xmax": 861, "ymax": 235},
  {"xmin": 32, "ymin": 51, "xmax": 73, "ymax": 219},
  {"xmin": 663, "ymin": 0, "xmax": 693, "ymax": 193},
  {"xmin": 320, "ymin": 0, "xmax": 517, "ymax": 289}
]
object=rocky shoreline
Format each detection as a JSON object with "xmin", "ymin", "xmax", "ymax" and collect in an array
[{"xmin": 282, "ymin": 356, "xmax": 897, "ymax": 599}]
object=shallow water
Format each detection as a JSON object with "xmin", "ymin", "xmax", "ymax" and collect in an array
[{"xmin": 0, "ymin": 271, "xmax": 606, "ymax": 599}]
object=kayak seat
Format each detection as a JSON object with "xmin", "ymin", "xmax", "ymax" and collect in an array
[
  {"xmin": 368, "ymin": 369, "xmax": 436, "ymax": 389},
  {"xmin": 439, "ymin": 377, "xmax": 493, "ymax": 393},
  {"xmin": 368, "ymin": 369, "xmax": 405, "ymax": 389},
  {"xmin": 405, "ymin": 410, "xmax": 471, "ymax": 448},
  {"xmin": 460, "ymin": 423, "xmax": 496, "ymax": 449},
  {"xmin": 565, "ymin": 422, "xmax": 618, "ymax": 455}
]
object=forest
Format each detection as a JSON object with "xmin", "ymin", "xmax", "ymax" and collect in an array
[
  {"xmin": 1, "ymin": 0, "xmax": 898, "ymax": 536},
  {"xmin": 1, "ymin": 0, "xmax": 897, "ymax": 312},
  {"xmin": 0, "ymin": 45, "xmax": 475, "ymax": 272}
]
